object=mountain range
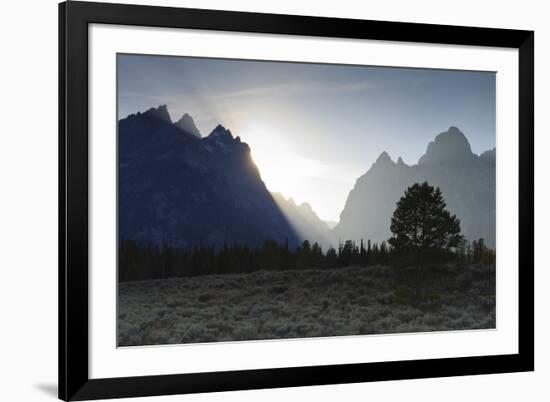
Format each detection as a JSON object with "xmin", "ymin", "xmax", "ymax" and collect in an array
[
  {"xmin": 118, "ymin": 105, "xmax": 301, "ymax": 249},
  {"xmin": 119, "ymin": 105, "xmax": 495, "ymax": 250},
  {"xmin": 333, "ymin": 126, "xmax": 496, "ymax": 247},
  {"xmin": 271, "ymin": 192, "xmax": 331, "ymax": 246}
]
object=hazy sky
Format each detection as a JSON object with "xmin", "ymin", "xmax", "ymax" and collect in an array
[{"xmin": 118, "ymin": 54, "xmax": 496, "ymax": 222}]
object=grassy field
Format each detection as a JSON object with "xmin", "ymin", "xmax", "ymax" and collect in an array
[{"xmin": 118, "ymin": 264, "xmax": 495, "ymax": 346}]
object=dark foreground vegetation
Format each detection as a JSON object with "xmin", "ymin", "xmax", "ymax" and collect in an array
[
  {"xmin": 119, "ymin": 237, "xmax": 494, "ymax": 281},
  {"xmin": 118, "ymin": 263, "xmax": 495, "ymax": 346}
]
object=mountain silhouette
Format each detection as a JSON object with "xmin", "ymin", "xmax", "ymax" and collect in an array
[
  {"xmin": 120, "ymin": 111, "xmax": 495, "ymax": 250},
  {"xmin": 174, "ymin": 113, "xmax": 202, "ymax": 138},
  {"xmin": 271, "ymin": 192, "xmax": 331, "ymax": 247},
  {"xmin": 418, "ymin": 126, "xmax": 477, "ymax": 166},
  {"xmin": 118, "ymin": 105, "xmax": 300, "ymax": 249},
  {"xmin": 333, "ymin": 127, "xmax": 495, "ymax": 247}
]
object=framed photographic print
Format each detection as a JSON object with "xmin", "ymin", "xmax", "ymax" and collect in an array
[{"xmin": 59, "ymin": 1, "xmax": 534, "ymax": 400}]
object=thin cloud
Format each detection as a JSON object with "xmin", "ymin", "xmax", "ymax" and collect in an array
[
  {"xmin": 205, "ymin": 80, "xmax": 372, "ymax": 103},
  {"xmin": 327, "ymin": 81, "xmax": 370, "ymax": 93}
]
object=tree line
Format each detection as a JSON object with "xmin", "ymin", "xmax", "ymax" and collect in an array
[
  {"xmin": 119, "ymin": 236, "xmax": 493, "ymax": 282},
  {"xmin": 119, "ymin": 238, "xmax": 386, "ymax": 281}
]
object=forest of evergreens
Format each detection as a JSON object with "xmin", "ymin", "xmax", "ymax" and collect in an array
[{"xmin": 118, "ymin": 237, "xmax": 495, "ymax": 282}]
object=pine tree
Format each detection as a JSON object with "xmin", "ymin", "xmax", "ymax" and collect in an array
[
  {"xmin": 325, "ymin": 247, "xmax": 338, "ymax": 268},
  {"xmin": 388, "ymin": 181, "xmax": 463, "ymax": 298},
  {"xmin": 388, "ymin": 182, "xmax": 463, "ymax": 258}
]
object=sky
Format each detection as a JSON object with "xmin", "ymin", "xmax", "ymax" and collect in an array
[{"xmin": 118, "ymin": 54, "xmax": 496, "ymax": 222}]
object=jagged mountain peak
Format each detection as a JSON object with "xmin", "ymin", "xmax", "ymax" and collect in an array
[
  {"xmin": 418, "ymin": 126, "xmax": 475, "ymax": 165},
  {"xmin": 271, "ymin": 192, "xmax": 330, "ymax": 247},
  {"xmin": 273, "ymin": 192, "xmax": 298, "ymax": 208},
  {"xmin": 175, "ymin": 113, "xmax": 201, "ymax": 138},
  {"xmin": 142, "ymin": 104, "xmax": 172, "ymax": 123},
  {"xmin": 209, "ymin": 124, "xmax": 233, "ymax": 139},
  {"xmin": 299, "ymin": 201, "xmax": 313, "ymax": 212},
  {"xmin": 273, "ymin": 193, "xmax": 314, "ymax": 214},
  {"xmin": 375, "ymin": 151, "xmax": 394, "ymax": 165}
]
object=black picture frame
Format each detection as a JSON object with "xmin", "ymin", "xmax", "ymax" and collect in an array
[{"xmin": 59, "ymin": 1, "xmax": 534, "ymax": 400}]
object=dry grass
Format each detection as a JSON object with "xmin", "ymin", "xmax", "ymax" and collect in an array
[{"xmin": 118, "ymin": 264, "xmax": 495, "ymax": 346}]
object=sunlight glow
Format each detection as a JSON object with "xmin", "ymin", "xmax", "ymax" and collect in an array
[
  {"xmin": 239, "ymin": 122, "xmax": 347, "ymax": 222},
  {"xmin": 249, "ymin": 132, "xmax": 320, "ymax": 184}
]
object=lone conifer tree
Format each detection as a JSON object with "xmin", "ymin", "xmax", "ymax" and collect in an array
[
  {"xmin": 388, "ymin": 182, "xmax": 463, "ymax": 256},
  {"xmin": 388, "ymin": 182, "xmax": 463, "ymax": 298}
]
